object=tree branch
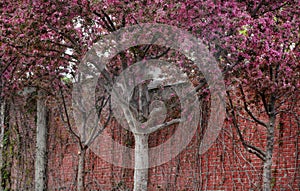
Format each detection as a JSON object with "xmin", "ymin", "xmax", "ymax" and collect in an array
[
  {"xmin": 148, "ymin": 47, "xmax": 170, "ymax": 59},
  {"xmin": 227, "ymin": 91, "xmax": 266, "ymax": 161},
  {"xmin": 0, "ymin": 57, "xmax": 17, "ymax": 75},
  {"xmin": 93, "ymin": 10, "xmax": 116, "ymax": 32},
  {"xmin": 46, "ymin": 22, "xmax": 80, "ymax": 48},
  {"xmin": 101, "ymin": 10, "xmax": 116, "ymax": 31},
  {"xmin": 148, "ymin": 118, "xmax": 181, "ymax": 134},
  {"xmin": 239, "ymin": 85, "xmax": 268, "ymax": 128},
  {"xmin": 86, "ymin": 96, "xmax": 112, "ymax": 147},
  {"xmin": 251, "ymin": 0, "xmax": 265, "ymax": 18},
  {"xmin": 59, "ymin": 85, "xmax": 81, "ymax": 143},
  {"xmin": 259, "ymin": 91, "xmax": 269, "ymax": 115}
]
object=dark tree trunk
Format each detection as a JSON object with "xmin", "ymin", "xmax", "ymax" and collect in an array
[{"xmin": 262, "ymin": 114, "xmax": 276, "ymax": 191}]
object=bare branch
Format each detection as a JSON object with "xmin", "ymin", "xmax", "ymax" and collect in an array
[
  {"xmin": 259, "ymin": 91, "xmax": 269, "ymax": 115},
  {"xmin": 101, "ymin": 10, "xmax": 116, "ymax": 31},
  {"xmin": 86, "ymin": 96, "xmax": 112, "ymax": 147},
  {"xmin": 227, "ymin": 91, "xmax": 266, "ymax": 161},
  {"xmin": 93, "ymin": 10, "xmax": 116, "ymax": 32},
  {"xmin": 59, "ymin": 85, "xmax": 81, "ymax": 144},
  {"xmin": 148, "ymin": 118, "xmax": 181, "ymax": 133},
  {"xmin": 239, "ymin": 85, "xmax": 268, "ymax": 128},
  {"xmin": 0, "ymin": 57, "xmax": 17, "ymax": 75},
  {"xmin": 168, "ymin": 79, "xmax": 207, "ymax": 111},
  {"xmin": 149, "ymin": 47, "xmax": 170, "ymax": 59}
]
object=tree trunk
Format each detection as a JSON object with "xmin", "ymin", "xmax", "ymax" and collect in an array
[
  {"xmin": 262, "ymin": 114, "xmax": 276, "ymax": 191},
  {"xmin": 35, "ymin": 90, "xmax": 48, "ymax": 191},
  {"xmin": 77, "ymin": 146, "xmax": 86, "ymax": 191},
  {"xmin": 0, "ymin": 102, "xmax": 11, "ymax": 190},
  {"xmin": 133, "ymin": 134, "xmax": 149, "ymax": 191},
  {"xmin": 0, "ymin": 101, "xmax": 5, "ymax": 191}
]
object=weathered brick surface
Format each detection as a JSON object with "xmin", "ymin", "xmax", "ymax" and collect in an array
[
  {"xmin": 5, "ymin": 95, "xmax": 300, "ymax": 190},
  {"xmin": 46, "ymin": 106, "xmax": 300, "ymax": 190}
]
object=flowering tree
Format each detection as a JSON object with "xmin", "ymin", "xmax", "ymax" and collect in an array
[
  {"xmin": 171, "ymin": 1, "xmax": 299, "ymax": 190},
  {"xmin": 1, "ymin": 0, "xmax": 299, "ymax": 190},
  {"xmin": 92, "ymin": 1, "xmax": 299, "ymax": 189},
  {"xmin": 1, "ymin": 1, "xmax": 92, "ymax": 190},
  {"xmin": 205, "ymin": 1, "xmax": 299, "ymax": 190}
]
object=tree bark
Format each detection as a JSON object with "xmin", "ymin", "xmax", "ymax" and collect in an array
[
  {"xmin": 0, "ymin": 101, "xmax": 5, "ymax": 191},
  {"xmin": 133, "ymin": 134, "xmax": 149, "ymax": 191},
  {"xmin": 35, "ymin": 90, "xmax": 48, "ymax": 191},
  {"xmin": 77, "ymin": 146, "xmax": 86, "ymax": 191},
  {"xmin": 262, "ymin": 114, "xmax": 276, "ymax": 191}
]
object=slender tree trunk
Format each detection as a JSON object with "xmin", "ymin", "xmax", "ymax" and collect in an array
[
  {"xmin": 0, "ymin": 102, "xmax": 11, "ymax": 190},
  {"xmin": 35, "ymin": 90, "xmax": 48, "ymax": 191},
  {"xmin": 0, "ymin": 101, "xmax": 5, "ymax": 191},
  {"xmin": 262, "ymin": 114, "xmax": 276, "ymax": 191},
  {"xmin": 133, "ymin": 134, "xmax": 149, "ymax": 191},
  {"xmin": 77, "ymin": 146, "xmax": 86, "ymax": 191}
]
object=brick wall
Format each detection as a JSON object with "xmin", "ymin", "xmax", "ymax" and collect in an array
[
  {"xmin": 46, "ymin": 102, "xmax": 300, "ymax": 190},
  {"xmin": 4, "ymin": 95, "xmax": 300, "ymax": 190}
]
